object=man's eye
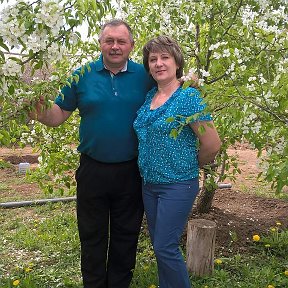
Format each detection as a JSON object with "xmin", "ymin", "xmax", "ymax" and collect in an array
[{"xmin": 105, "ymin": 40, "xmax": 114, "ymax": 44}]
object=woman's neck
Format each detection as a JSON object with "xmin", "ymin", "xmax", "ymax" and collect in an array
[{"xmin": 157, "ymin": 78, "xmax": 180, "ymax": 96}]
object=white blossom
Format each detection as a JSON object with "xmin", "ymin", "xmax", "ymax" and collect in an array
[
  {"xmin": 251, "ymin": 121, "xmax": 261, "ymax": 133},
  {"xmin": 241, "ymin": 5, "xmax": 259, "ymax": 26},
  {"xmin": 200, "ymin": 69, "xmax": 210, "ymax": 77},
  {"xmin": 1, "ymin": 59, "xmax": 22, "ymax": 76},
  {"xmin": 222, "ymin": 49, "xmax": 230, "ymax": 58}
]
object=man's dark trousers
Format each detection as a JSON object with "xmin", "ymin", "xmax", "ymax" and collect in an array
[{"xmin": 76, "ymin": 154, "xmax": 144, "ymax": 288}]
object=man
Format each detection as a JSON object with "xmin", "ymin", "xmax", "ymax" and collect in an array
[{"xmin": 31, "ymin": 19, "xmax": 154, "ymax": 288}]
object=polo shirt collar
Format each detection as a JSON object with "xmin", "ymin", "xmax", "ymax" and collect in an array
[{"xmin": 95, "ymin": 54, "xmax": 136, "ymax": 73}]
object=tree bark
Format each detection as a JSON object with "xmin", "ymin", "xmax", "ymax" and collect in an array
[
  {"xmin": 194, "ymin": 164, "xmax": 218, "ymax": 214},
  {"xmin": 186, "ymin": 219, "xmax": 217, "ymax": 276}
]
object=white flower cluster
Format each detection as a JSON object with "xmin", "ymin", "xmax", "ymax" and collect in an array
[
  {"xmin": 209, "ymin": 41, "xmax": 228, "ymax": 51},
  {"xmin": 242, "ymin": 112, "xmax": 258, "ymax": 134},
  {"xmin": 35, "ymin": 0, "xmax": 64, "ymax": 35},
  {"xmin": 181, "ymin": 68, "xmax": 204, "ymax": 87},
  {"xmin": 241, "ymin": 5, "xmax": 259, "ymax": 26},
  {"xmin": 226, "ymin": 63, "xmax": 235, "ymax": 75},
  {"xmin": 45, "ymin": 42, "xmax": 66, "ymax": 62},
  {"xmin": 241, "ymin": 3, "xmax": 288, "ymax": 37},
  {"xmin": 273, "ymin": 137, "xmax": 286, "ymax": 154},
  {"xmin": 0, "ymin": 0, "xmax": 68, "ymax": 75},
  {"xmin": 256, "ymin": 90, "xmax": 279, "ymax": 108},
  {"xmin": 200, "ymin": 69, "xmax": 210, "ymax": 77},
  {"xmin": 20, "ymin": 130, "xmax": 36, "ymax": 144},
  {"xmin": 0, "ymin": 5, "xmax": 24, "ymax": 48},
  {"xmin": 1, "ymin": 59, "xmax": 22, "ymax": 76},
  {"xmin": 246, "ymin": 76, "xmax": 257, "ymax": 92}
]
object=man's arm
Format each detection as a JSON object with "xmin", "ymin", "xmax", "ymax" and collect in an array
[
  {"xmin": 189, "ymin": 121, "xmax": 221, "ymax": 168},
  {"xmin": 29, "ymin": 96, "xmax": 72, "ymax": 127}
]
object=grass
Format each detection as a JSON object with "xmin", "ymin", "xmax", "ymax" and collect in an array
[
  {"xmin": 0, "ymin": 202, "xmax": 288, "ymax": 288},
  {"xmin": 1, "ymin": 160, "xmax": 288, "ymax": 288}
]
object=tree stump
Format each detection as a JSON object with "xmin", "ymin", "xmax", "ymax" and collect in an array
[{"xmin": 186, "ymin": 219, "xmax": 216, "ymax": 276}]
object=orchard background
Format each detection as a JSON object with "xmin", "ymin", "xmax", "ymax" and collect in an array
[{"xmin": 0, "ymin": 0, "xmax": 287, "ymax": 199}]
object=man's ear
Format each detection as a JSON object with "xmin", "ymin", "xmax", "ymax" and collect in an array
[{"xmin": 131, "ymin": 40, "xmax": 135, "ymax": 50}]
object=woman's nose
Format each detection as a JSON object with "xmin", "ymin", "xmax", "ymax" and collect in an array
[{"xmin": 155, "ymin": 59, "xmax": 163, "ymax": 67}]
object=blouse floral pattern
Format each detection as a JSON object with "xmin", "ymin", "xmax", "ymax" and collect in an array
[{"xmin": 133, "ymin": 86, "xmax": 212, "ymax": 184}]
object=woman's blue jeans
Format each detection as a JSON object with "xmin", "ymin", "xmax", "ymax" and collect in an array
[{"xmin": 142, "ymin": 178, "xmax": 199, "ymax": 288}]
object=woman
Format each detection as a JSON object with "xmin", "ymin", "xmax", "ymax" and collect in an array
[{"xmin": 133, "ymin": 35, "xmax": 221, "ymax": 288}]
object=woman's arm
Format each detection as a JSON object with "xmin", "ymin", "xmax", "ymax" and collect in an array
[{"xmin": 189, "ymin": 121, "xmax": 222, "ymax": 168}]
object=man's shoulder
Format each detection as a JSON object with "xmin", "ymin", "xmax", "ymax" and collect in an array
[{"xmin": 127, "ymin": 59, "xmax": 145, "ymax": 71}]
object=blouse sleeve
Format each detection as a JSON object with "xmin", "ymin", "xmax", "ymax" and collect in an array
[{"xmin": 175, "ymin": 87, "xmax": 213, "ymax": 122}]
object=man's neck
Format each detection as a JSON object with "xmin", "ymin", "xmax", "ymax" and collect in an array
[{"xmin": 103, "ymin": 61, "xmax": 127, "ymax": 75}]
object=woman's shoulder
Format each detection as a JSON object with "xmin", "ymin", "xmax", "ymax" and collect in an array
[
  {"xmin": 180, "ymin": 86, "xmax": 201, "ymax": 98},
  {"xmin": 146, "ymin": 86, "xmax": 157, "ymax": 98},
  {"xmin": 176, "ymin": 86, "xmax": 202, "ymax": 105},
  {"xmin": 172, "ymin": 86, "xmax": 207, "ymax": 115}
]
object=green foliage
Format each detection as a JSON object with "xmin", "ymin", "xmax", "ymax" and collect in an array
[
  {"xmin": 0, "ymin": 159, "xmax": 12, "ymax": 169},
  {"xmin": 1, "ymin": 203, "xmax": 288, "ymax": 287},
  {"xmin": 0, "ymin": 0, "xmax": 287, "ymax": 195},
  {"xmin": 253, "ymin": 224, "xmax": 288, "ymax": 258}
]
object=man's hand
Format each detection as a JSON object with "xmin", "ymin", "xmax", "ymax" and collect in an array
[
  {"xmin": 180, "ymin": 72, "xmax": 200, "ymax": 89},
  {"xmin": 189, "ymin": 73, "xmax": 200, "ymax": 89},
  {"xmin": 28, "ymin": 96, "xmax": 46, "ymax": 121}
]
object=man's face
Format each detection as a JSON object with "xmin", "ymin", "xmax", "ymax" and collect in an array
[{"xmin": 99, "ymin": 24, "xmax": 134, "ymax": 69}]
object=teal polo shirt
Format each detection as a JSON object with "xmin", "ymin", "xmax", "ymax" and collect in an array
[{"xmin": 55, "ymin": 55, "xmax": 154, "ymax": 163}]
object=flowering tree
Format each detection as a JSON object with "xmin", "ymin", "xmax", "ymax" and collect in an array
[{"xmin": 1, "ymin": 0, "xmax": 287, "ymax": 199}]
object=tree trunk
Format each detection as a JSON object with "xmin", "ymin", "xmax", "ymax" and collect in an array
[
  {"xmin": 194, "ymin": 184, "xmax": 217, "ymax": 214},
  {"xmin": 186, "ymin": 219, "xmax": 216, "ymax": 276},
  {"xmin": 194, "ymin": 164, "xmax": 218, "ymax": 214}
]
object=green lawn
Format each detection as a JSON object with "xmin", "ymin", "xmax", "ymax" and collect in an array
[{"xmin": 0, "ymin": 201, "xmax": 287, "ymax": 288}]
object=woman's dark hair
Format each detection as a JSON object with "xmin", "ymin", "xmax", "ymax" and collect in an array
[{"xmin": 143, "ymin": 35, "xmax": 184, "ymax": 78}]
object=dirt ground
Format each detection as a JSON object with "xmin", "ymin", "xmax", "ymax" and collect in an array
[{"xmin": 1, "ymin": 146, "xmax": 288, "ymax": 256}]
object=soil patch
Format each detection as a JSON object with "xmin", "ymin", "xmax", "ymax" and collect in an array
[
  {"xmin": 192, "ymin": 188, "xmax": 288, "ymax": 255},
  {"xmin": 1, "ymin": 146, "xmax": 288, "ymax": 255}
]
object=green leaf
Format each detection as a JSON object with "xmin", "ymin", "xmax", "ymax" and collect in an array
[
  {"xmin": 169, "ymin": 129, "xmax": 178, "ymax": 139},
  {"xmin": 166, "ymin": 117, "xmax": 175, "ymax": 123}
]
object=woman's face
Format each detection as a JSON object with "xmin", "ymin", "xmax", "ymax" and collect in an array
[{"xmin": 148, "ymin": 51, "xmax": 178, "ymax": 84}]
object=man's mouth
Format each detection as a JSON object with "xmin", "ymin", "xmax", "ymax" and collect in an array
[{"xmin": 110, "ymin": 51, "xmax": 122, "ymax": 56}]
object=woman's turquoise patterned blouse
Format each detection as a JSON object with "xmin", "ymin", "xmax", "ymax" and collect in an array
[{"xmin": 133, "ymin": 86, "xmax": 212, "ymax": 184}]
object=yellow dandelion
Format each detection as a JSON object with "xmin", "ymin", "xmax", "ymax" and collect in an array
[
  {"xmin": 25, "ymin": 267, "xmax": 32, "ymax": 272},
  {"xmin": 252, "ymin": 234, "xmax": 260, "ymax": 241},
  {"xmin": 284, "ymin": 270, "xmax": 288, "ymax": 276},
  {"xmin": 148, "ymin": 285, "xmax": 157, "ymax": 288},
  {"xmin": 276, "ymin": 222, "xmax": 281, "ymax": 226},
  {"xmin": 143, "ymin": 265, "xmax": 149, "ymax": 271},
  {"xmin": 215, "ymin": 259, "xmax": 223, "ymax": 265},
  {"xmin": 270, "ymin": 228, "xmax": 276, "ymax": 232},
  {"xmin": 12, "ymin": 279, "xmax": 20, "ymax": 286},
  {"xmin": 267, "ymin": 285, "xmax": 275, "ymax": 288}
]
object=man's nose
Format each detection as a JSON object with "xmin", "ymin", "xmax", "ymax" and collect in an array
[{"xmin": 112, "ymin": 41, "xmax": 119, "ymax": 49}]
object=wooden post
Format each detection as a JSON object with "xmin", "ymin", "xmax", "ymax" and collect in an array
[{"xmin": 186, "ymin": 219, "xmax": 216, "ymax": 276}]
